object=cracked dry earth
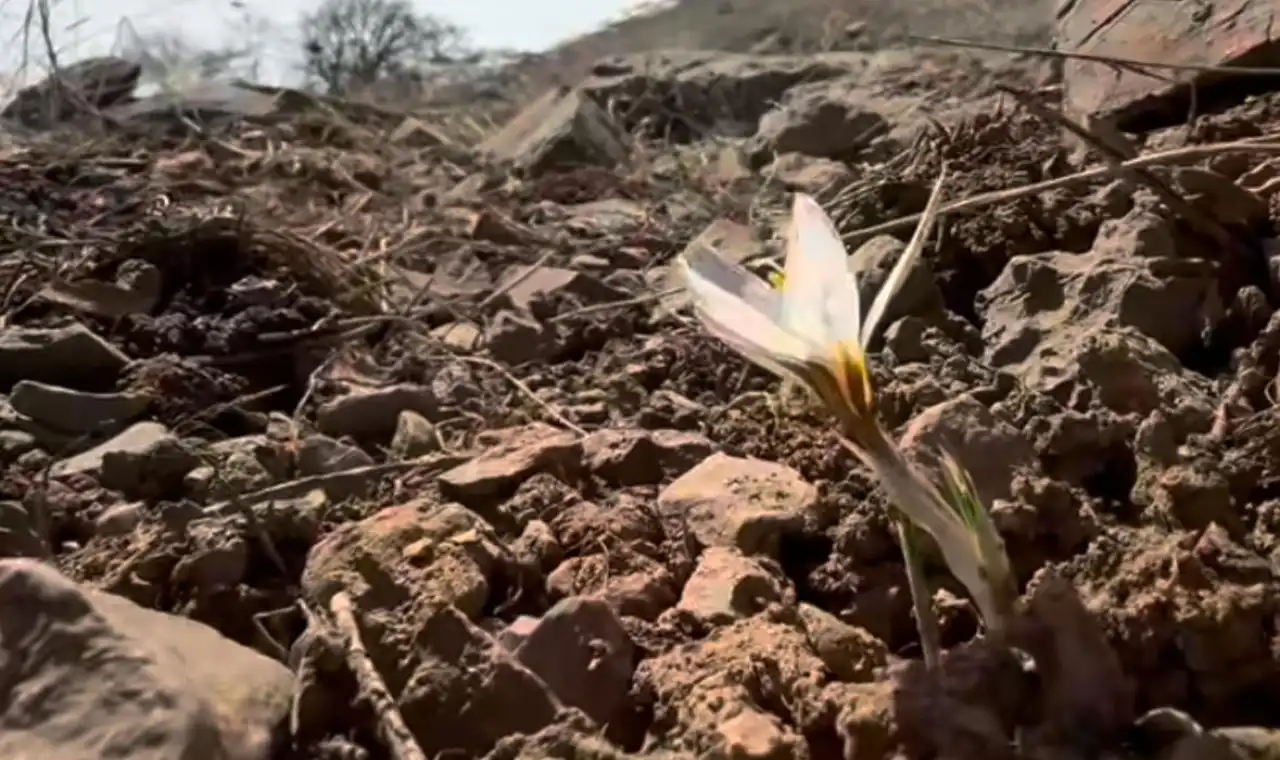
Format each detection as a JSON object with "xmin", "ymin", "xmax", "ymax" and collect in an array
[{"xmin": 5, "ymin": 43, "xmax": 1280, "ymax": 760}]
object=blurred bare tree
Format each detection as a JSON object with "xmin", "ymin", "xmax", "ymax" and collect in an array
[{"xmin": 299, "ymin": 0, "xmax": 473, "ymax": 94}]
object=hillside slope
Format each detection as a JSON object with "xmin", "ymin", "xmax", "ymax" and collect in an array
[{"xmin": 517, "ymin": 0, "xmax": 1054, "ymax": 90}]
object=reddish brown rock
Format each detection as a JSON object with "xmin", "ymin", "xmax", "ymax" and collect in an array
[
  {"xmin": 677, "ymin": 547, "xmax": 787, "ymax": 625},
  {"xmin": 438, "ymin": 423, "xmax": 583, "ymax": 501},
  {"xmin": 302, "ymin": 500, "xmax": 511, "ymax": 616},
  {"xmin": 636, "ymin": 618, "xmax": 826, "ymax": 758},
  {"xmin": 1058, "ymin": 0, "xmax": 1280, "ymax": 127},
  {"xmin": 581, "ymin": 428, "xmax": 713, "ymax": 486},
  {"xmin": 514, "ymin": 596, "xmax": 635, "ymax": 729},
  {"xmin": 657, "ymin": 453, "xmax": 819, "ymax": 556}
]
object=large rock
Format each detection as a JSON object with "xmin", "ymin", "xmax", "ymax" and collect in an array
[
  {"xmin": 657, "ymin": 452, "xmax": 821, "ymax": 556},
  {"xmin": 746, "ymin": 81, "xmax": 888, "ymax": 165},
  {"xmin": 398, "ymin": 607, "xmax": 560, "ymax": 756},
  {"xmin": 302, "ymin": 500, "xmax": 513, "ymax": 616},
  {"xmin": 438, "ymin": 423, "xmax": 583, "ymax": 503},
  {"xmin": 1058, "ymin": 0, "xmax": 1280, "ymax": 128},
  {"xmin": 636, "ymin": 618, "xmax": 826, "ymax": 758},
  {"xmin": 513, "ymin": 596, "xmax": 635, "ymax": 729},
  {"xmin": 0, "ymin": 558, "xmax": 292, "ymax": 760},
  {"xmin": 480, "ymin": 86, "xmax": 630, "ymax": 174},
  {"xmin": 0, "ymin": 323, "xmax": 130, "ymax": 387},
  {"xmin": 978, "ymin": 250, "xmax": 1223, "ymax": 367}
]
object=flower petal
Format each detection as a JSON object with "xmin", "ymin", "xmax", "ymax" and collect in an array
[
  {"xmin": 860, "ymin": 171, "xmax": 947, "ymax": 346},
  {"xmin": 681, "ymin": 243, "xmax": 785, "ymax": 321},
  {"xmin": 784, "ymin": 194, "xmax": 861, "ymax": 346},
  {"xmin": 679, "ymin": 246, "xmax": 816, "ymax": 377}
]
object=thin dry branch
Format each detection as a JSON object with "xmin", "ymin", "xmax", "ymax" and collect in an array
[
  {"xmin": 836, "ymin": 137, "xmax": 1280, "ymax": 244},
  {"xmin": 997, "ymin": 85, "xmax": 1243, "ymax": 253},
  {"xmin": 455, "ymin": 354, "xmax": 588, "ymax": 435},
  {"xmin": 910, "ymin": 33, "xmax": 1280, "ymax": 78},
  {"xmin": 202, "ymin": 453, "xmax": 468, "ymax": 515},
  {"xmin": 330, "ymin": 591, "xmax": 427, "ymax": 760}
]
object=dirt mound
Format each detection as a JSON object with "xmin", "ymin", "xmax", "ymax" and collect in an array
[{"xmin": 3, "ymin": 32, "xmax": 1280, "ymax": 760}]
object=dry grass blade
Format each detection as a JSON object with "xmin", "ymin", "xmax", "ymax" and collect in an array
[{"xmin": 859, "ymin": 170, "xmax": 946, "ymax": 345}]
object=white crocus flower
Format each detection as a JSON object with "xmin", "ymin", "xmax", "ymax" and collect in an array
[{"xmin": 677, "ymin": 174, "xmax": 1015, "ymax": 632}]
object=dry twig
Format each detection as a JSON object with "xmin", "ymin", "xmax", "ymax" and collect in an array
[
  {"xmin": 997, "ymin": 85, "xmax": 1245, "ymax": 254},
  {"xmin": 456, "ymin": 355, "xmax": 587, "ymax": 435},
  {"xmin": 330, "ymin": 591, "xmax": 426, "ymax": 760},
  {"xmin": 836, "ymin": 138, "xmax": 1280, "ymax": 244},
  {"xmin": 910, "ymin": 34, "xmax": 1280, "ymax": 78}
]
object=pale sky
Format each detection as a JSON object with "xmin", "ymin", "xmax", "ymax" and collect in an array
[{"xmin": 0, "ymin": 0, "xmax": 637, "ymax": 89}]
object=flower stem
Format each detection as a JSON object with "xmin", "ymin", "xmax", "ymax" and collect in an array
[
  {"xmin": 897, "ymin": 518, "xmax": 941, "ymax": 669},
  {"xmin": 839, "ymin": 422, "xmax": 1005, "ymax": 634}
]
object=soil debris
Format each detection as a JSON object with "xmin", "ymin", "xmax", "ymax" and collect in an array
[{"xmin": 6, "ymin": 2, "xmax": 1280, "ymax": 758}]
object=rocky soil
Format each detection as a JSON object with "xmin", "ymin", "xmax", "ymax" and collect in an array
[{"xmin": 4, "ymin": 14, "xmax": 1280, "ymax": 760}]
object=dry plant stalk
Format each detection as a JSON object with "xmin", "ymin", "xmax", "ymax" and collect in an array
[{"xmin": 331, "ymin": 591, "xmax": 427, "ymax": 760}]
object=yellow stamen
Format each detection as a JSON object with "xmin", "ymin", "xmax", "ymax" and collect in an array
[
  {"xmin": 833, "ymin": 343, "xmax": 875, "ymax": 418},
  {"xmin": 766, "ymin": 267, "xmax": 877, "ymax": 432},
  {"xmin": 798, "ymin": 350, "xmax": 878, "ymax": 448}
]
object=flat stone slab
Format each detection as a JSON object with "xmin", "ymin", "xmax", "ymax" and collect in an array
[{"xmin": 1058, "ymin": 0, "xmax": 1280, "ymax": 126}]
